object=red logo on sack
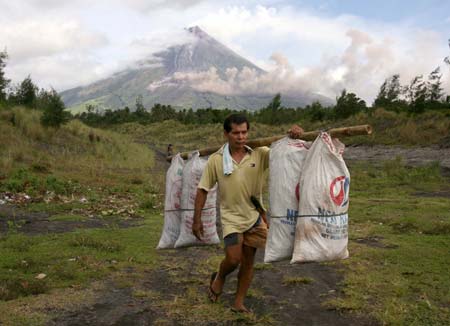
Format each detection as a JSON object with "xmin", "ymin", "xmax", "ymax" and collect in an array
[{"xmin": 330, "ymin": 176, "xmax": 350, "ymax": 207}]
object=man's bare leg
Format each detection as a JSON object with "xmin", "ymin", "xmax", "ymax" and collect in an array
[
  {"xmin": 234, "ymin": 244, "xmax": 256, "ymax": 311},
  {"xmin": 210, "ymin": 241, "xmax": 243, "ymax": 297}
]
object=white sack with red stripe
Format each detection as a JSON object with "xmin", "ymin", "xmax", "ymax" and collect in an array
[
  {"xmin": 291, "ymin": 132, "xmax": 350, "ymax": 263},
  {"xmin": 175, "ymin": 151, "xmax": 219, "ymax": 248},
  {"xmin": 264, "ymin": 137, "xmax": 310, "ymax": 263},
  {"xmin": 157, "ymin": 153, "xmax": 185, "ymax": 249}
]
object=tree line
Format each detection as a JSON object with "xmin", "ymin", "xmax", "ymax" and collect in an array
[{"xmin": 1, "ymin": 48, "xmax": 449, "ymax": 129}]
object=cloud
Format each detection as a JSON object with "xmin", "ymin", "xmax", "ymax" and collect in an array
[
  {"xmin": 0, "ymin": 19, "xmax": 108, "ymax": 62},
  {"xmin": 123, "ymin": 0, "xmax": 207, "ymax": 11},
  {"xmin": 0, "ymin": 16, "xmax": 111, "ymax": 90},
  {"xmin": 150, "ymin": 52, "xmax": 309, "ymax": 96},
  {"xmin": 5, "ymin": 55, "xmax": 115, "ymax": 91},
  {"xmin": 127, "ymin": 29, "xmax": 197, "ymax": 67},
  {"xmin": 0, "ymin": 0, "xmax": 207, "ymax": 13}
]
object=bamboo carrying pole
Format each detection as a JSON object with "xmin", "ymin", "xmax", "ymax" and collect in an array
[{"xmin": 167, "ymin": 124, "xmax": 372, "ymax": 161}]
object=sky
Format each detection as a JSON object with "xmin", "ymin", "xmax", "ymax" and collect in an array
[{"xmin": 0, "ymin": 0, "xmax": 449, "ymax": 104}]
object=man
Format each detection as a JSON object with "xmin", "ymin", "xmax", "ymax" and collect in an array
[
  {"xmin": 192, "ymin": 113, "xmax": 303, "ymax": 313},
  {"xmin": 167, "ymin": 144, "xmax": 173, "ymax": 158}
]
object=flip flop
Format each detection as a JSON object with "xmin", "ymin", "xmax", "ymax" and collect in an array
[{"xmin": 208, "ymin": 272, "xmax": 222, "ymax": 303}]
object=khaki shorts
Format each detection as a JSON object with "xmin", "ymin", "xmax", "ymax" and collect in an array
[{"xmin": 224, "ymin": 217, "xmax": 268, "ymax": 249}]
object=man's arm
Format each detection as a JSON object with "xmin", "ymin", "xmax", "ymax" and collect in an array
[{"xmin": 192, "ymin": 188, "xmax": 208, "ymax": 240}]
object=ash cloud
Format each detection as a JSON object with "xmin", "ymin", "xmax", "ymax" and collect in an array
[
  {"xmin": 151, "ymin": 52, "xmax": 312, "ymax": 97},
  {"xmin": 150, "ymin": 28, "xmax": 449, "ymax": 104}
]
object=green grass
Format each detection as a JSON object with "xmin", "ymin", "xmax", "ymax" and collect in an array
[
  {"xmin": 282, "ymin": 276, "xmax": 314, "ymax": 286},
  {"xmin": 0, "ymin": 212, "xmax": 162, "ymax": 302},
  {"xmin": 330, "ymin": 159, "xmax": 450, "ymax": 325},
  {"xmin": 0, "ymin": 107, "xmax": 155, "ymax": 189}
]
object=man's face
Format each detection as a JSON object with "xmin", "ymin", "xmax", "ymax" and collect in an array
[{"xmin": 225, "ymin": 122, "xmax": 248, "ymax": 150}]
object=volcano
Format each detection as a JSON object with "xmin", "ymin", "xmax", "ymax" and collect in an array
[{"xmin": 61, "ymin": 26, "xmax": 331, "ymax": 112}]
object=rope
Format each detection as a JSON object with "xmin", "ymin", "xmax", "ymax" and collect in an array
[
  {"xmin": 164, "ymin": 207, "xmax": 215, "ymax": 212},
  {"xmin": 269, "ymin": 211, "xmax": 348, "ymax": 219}
]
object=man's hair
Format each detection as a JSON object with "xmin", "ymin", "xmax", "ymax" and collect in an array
[{"xmin": 223, "ymin": 113, "xmax": 250, "ymax": 133}]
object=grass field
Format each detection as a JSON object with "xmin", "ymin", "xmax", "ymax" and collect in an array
[{"xmin": 0, "ymin": 106, "xmax": 449, "ymax": 325}]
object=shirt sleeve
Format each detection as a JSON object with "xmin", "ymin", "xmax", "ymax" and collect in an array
[{"xmin": 198, "ymin": 155, "xmax": 218, "ymax": 191}]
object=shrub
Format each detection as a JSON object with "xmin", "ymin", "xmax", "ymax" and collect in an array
[
  {"xmin": 1, "ymin": 168, "xmax": 40, "ymax": 193},
  {"xmin": 39, "ymin": 89, "xmax": 71, "ymax": 128}
]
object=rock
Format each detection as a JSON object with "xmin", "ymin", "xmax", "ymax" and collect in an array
[{"xmin": 35, "ymin": 273, "xmax": 47, "ymax": 280}]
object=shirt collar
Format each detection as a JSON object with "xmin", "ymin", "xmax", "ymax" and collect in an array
[{"xmin": 217, "ymin": 144, "xmax": 253, "ymax": 155}]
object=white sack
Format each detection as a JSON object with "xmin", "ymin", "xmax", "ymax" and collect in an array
[
  {"xmin": 291, "ymin": 132, "xmax": 350, "ymax": 263},
  {"xmin": 157, "ymin": 153, "xmax": 185, "ymax": 249},
  {"xmin": 264, "ymin": 137, "xmax": 310, "ymax": 263},
  {"xmin": 175, "ymin": 151, "xmax": 220, "ymax": 248}
]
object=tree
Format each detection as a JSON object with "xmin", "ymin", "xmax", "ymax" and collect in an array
[
  {"xmin": 150, "ymin": 103, "xmax": 176, "ymax": 122},
  {"xmin": 267, "ymin": 93, "xmax": 281, "ymax": 112},
  {"xmin": 334, "ymin": 89, "xmax": 367, "ymax": 119},
  {"xmin": 15, "ymin": 75, "xmax": 38, "ymax": 107},
  {"xmin": 135, "ymin": 95, "xmax": 145, "ymax": 113},
  {"xmin": 407, "ymin": 75, "xmax": 427, "ymax": 114},
  {"xmin": 444, "ymin": 39, "xmax": 450, "ymax": 66},
  {"xmin": 40, "ymin": 88, "xmax": 71, "ymax": 128},
  {"xmin": 309, "ymin": 101, "xmax": 328, "ymax": 121},
  {"xmin": 373, "ymin": 74, "xmax": 406, "ymax": 111},
  {"xmin": 0, "ymin": 50, "xmax": 10, "ymax": 102},
  {"xmin": 427, "ymin": 67, "xmax": 444, "ymax": 102},
  {"xmin": 134, "ymin": 94, "xmax": 150, "ymax": 122},
  {"xmin": 257, "ymin": 93, "xmax": 282, "ymax": 124}
]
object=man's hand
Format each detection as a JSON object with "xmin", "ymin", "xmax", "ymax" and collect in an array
[
  {"xmin": 192, "ymin": 188, "xmax": 208, "ymax": 241},
  {"xmin": 288, "ymin": 124, "xmax": 304, "ymax": 139},
  {"xmin": 192, "ymin": 219, "xmax": 204, "ymax": 241}
]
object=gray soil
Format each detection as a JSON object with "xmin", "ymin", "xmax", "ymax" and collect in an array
[
  {"xmin": 344, "ymin": 144, "xmax": 450, "ymax": 170},
  {"xmin": 50, "ymin": 247, "xmax": 378, "ymax": 326},
  {"xmin": 0, "ymin": 205, "xmax": 143, "ymax": 236}
]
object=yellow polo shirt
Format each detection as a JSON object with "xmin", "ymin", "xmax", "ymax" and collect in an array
[{"xmin": 198, "ymin": 145, "xmax": 270, "ymax": 237}]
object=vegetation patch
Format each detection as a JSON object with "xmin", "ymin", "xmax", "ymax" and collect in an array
[
  {"xmin": 69, "ymin": 234, "xmax": 123, "ymax": 252},
  {"xmin": 282, "ymin": 276, "xmax": 314, "ymax": 286}
]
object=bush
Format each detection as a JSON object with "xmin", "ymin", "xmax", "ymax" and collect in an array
[
  {"xmin": 45, "ymin": 175, "xmax": 74, "ymax": 195},
  {"xmin": 39, "ymin": 89, "xmax": 71, "ymax": 128},
  {"xmin": 0, "ymin": 168, "xmax": 79, "ymax": 195},
  {"xmin": 1, "ymin": 168, "xmax": 40, "ymax": 193}
]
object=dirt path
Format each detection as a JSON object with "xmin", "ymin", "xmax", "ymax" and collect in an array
[
  {"xmin": 344, "ymin": 144, "xmax": 450, "ymax": 170},
  {"xmin": 49, "ymin": 246, "xmax": 378, "ymax": 326}
]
